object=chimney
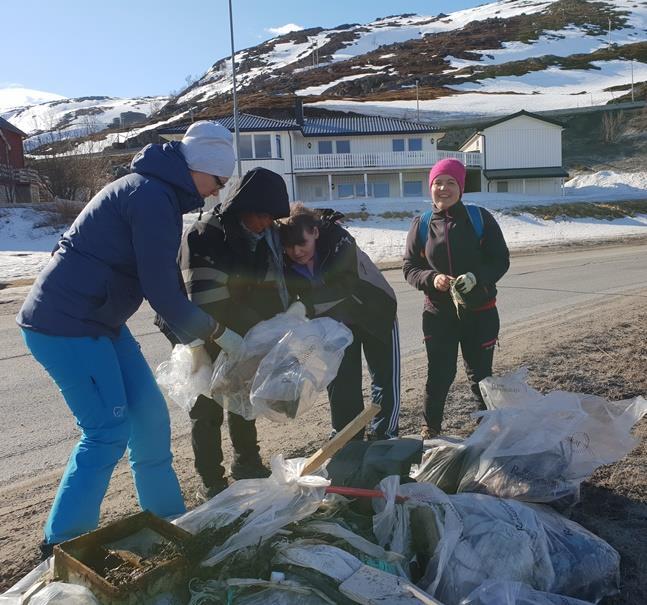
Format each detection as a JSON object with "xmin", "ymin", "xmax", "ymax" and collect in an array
[{"xmin": 294, "ymin": 98, "xmax": 304, "ymax": 126}]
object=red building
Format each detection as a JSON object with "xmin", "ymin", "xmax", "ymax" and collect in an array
[
  {"xmin": 0, "ymin": 117, "xmax": 44, "ymax": 203},
  {"xmin": 0, "ymin": 116, "xmax": 27, "ymax": 169}
]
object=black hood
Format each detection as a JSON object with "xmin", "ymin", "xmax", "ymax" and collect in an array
[{"xmin": 219, "ymin": 167, "xmax": 289, "ymax": 219}]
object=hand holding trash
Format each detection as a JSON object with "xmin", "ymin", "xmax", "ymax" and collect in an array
[
  {"xmin": 189, "ymin": 344, "xmax": 212, "ymax": 374},
  {"xmin": 434, "ymin": 274, "xmax": 451, "ymax": 292},
  {"xmin": 454, "ymin": 272, "xmax": 476, "ymax": 294},
  {"xmin": 212, "ymin": 327, "xmax": 244, "ymax": 357}
]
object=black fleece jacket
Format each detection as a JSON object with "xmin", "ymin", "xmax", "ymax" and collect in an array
[{"xmin": 403, "ymin": 201, "xmax": 509, "ymax": 312}]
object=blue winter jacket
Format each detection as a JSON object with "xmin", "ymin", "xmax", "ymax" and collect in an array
[{"xmin": 17, "ymin": 142, "xmax": 216, "ymax": 341}]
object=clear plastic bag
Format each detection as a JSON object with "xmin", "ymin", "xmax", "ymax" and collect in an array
[
  {"xmin": 211, "ymin": 310, "xmax": 352, "ymax": 422},
  {"xmin": 29, "ymin": 583, "xmax": 100, "ymax": 605},
  {"xmin": 174, "ymin": 455, "xmax": 330, "ymax": 566},
  {"xmin": 155, "ymin": 345, "xmax": 211, "ymax": 412},
  {"xmin": 374, "ymin": 477, "xmax": 620, "ymax": 605},
  {"xmin": 459, "ymin": 387, "xmax": 647, "ymax": 504},
  {"xmin": 251, "ymin": 318, "xmax": 353, "ymax": 422},
  {"xmin": 210, "ymin": 311, "xmax": 309, "ymax": 419},
  {"xmin": 479, "ymin": 367, "xmax": 543, "ymax": 410},
  {"xmin": 460, "ymin": 580, "xmax": 594, "ymax": 605}
]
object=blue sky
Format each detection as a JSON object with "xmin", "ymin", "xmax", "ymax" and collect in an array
[{"xmin": 2, "ymin": 0, "xmax": 485, "ymax": 99}]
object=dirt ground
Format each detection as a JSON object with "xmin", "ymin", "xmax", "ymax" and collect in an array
[{"xmin": 1, "ymin": 291, "xmax": 646, "ymax": 603}]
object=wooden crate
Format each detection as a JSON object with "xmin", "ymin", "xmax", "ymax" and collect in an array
[{"xmin": 53, "ymin": 511, "xmax": 192, "ymax": 604}]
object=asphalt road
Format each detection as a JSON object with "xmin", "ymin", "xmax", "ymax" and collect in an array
[{"xmin": 1, "ymin": 243, "xmax": 647, "ymax": 485}]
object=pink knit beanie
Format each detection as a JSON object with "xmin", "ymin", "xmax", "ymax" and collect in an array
[{"xmin": 428, "ymin": 158, "xmax": 466, "ymax": 195}]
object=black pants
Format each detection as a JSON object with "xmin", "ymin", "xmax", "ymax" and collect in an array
[
  {"xmin": 423, "ymin": 306, "xmax": 499, "ymax": 433},
  {"xmin": 327, "ymin": 319, "xmax": 400, "ymax": 440},
  {"xmin": 189, "ymin": 395, "xmax": 260, "ymax": 488}
]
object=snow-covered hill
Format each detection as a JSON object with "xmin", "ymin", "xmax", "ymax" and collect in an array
[
  {"xmin": 161, "ymin": 0, "xmax": 647, "ymax": 122},
  {"xmin": 0, "ymin": 87, "xmax": 65, "ymax": 113},
  {"xmin": 1, "ymin": 94, "xmax": 169, "ymax": 151}
]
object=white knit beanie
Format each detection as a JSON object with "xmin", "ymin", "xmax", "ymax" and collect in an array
[{"xmin": 178, "ymin": 120, "xmax": 235, "ymax": 178}]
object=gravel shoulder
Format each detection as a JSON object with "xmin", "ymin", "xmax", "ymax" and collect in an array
[{"xmin": 1, "ymin": 290, "xmax": 646, "ymax": 603}]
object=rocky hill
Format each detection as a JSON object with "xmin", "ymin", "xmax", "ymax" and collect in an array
[{"xmin": 8, "ymin": 0, "xmax": 647, "ymax": 156}]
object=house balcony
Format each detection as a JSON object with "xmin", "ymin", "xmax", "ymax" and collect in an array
[{"xmin": 293, "ymin": 150, "xmax": 482, "ymax": 172}]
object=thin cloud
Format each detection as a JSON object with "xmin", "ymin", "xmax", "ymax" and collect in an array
[{"xmin": 266, "ymin": 23, "xmax": 304, "ymax": 36}]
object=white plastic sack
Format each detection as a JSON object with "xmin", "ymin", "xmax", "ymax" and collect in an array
[
  {"xmin": 460, "ymin": 580, "xmax": 594, "ymax": 605},
  {"xmin": 210, "ymin": 310, "xmax": 308, "ymax": 419},
  {"xmin": 175, "ymin": 454, "xmax": 330, "ymax": 566},
  {"xmin": 155, "ymin": 345, "xmax": 211, "ymax": 412},
  {"xmin": 373, "ymin": 477, "xmax": 620, "ymax": 605},
  {"xmin": 0, "ymin": 559, "xmax": 53, "ymax": 605},
  {"xmin": 274, "ymin": 543, "xmax": 363, "ymax": 582},
  {"xmin": 479, "ymin": 367, "xmax": 543, "ymax": 410},
  {"xmin": 29, "ymin": 582, "xmax": 100, "ymax": 605},
  {"xmin": 460, "ymin": 387, "xmax": 647, "ymax": 504},
  {"xmin": 211, "ymin": 310, "xmax": 352, "ymax": 422},
  {"xmin": 251, "ymin": 318, "xmax": 353, "ymax": 422}
]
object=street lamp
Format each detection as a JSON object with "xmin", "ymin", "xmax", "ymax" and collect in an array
[{"xmin": 228, "ymin": 0, "xmax": 242, "ymax": 177}]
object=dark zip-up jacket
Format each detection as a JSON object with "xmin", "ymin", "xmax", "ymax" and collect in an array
[
  {"xmin": 18, "ymin": 142, "xmax": 215, "ymax": 341},
  {"xmin": 156, "ymin": 208, "xmax": 287, "ymax": 359},
  {"xmin": 285, "ymin": 214, "xmax": 397, "ymax": 344},
  {"xmin": 403, "ymin": 201, "xmax": 509, "ymax": 313}
]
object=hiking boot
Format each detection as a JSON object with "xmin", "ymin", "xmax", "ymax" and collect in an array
[
  {"xmin": 229, "ymin": 458, "xmax": 271, "ymax": 481},
  {"xmin": 39, "ymin": 540, "xmax": 57, "ymax": 561},
  {"xmin": 195, "ymin": 479, "xmax": 229, "ymax": 504}
]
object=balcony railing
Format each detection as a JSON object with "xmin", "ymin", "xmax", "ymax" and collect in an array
[{"xmin": 293, "ymin": 150, "xmax": 482, "ymax": 171}]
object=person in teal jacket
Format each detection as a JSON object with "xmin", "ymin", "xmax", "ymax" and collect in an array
[{"xmin": 17, "ymin": 121, "xmax": 241, "ymax": 556}]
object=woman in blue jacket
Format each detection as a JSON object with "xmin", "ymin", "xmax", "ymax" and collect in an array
[{"xmin": 17, "ymin": 121, "xmax": 241, "ymax": 556}]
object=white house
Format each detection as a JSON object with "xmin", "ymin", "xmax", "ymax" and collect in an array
[
  {"xmin": 158, "ymin": 110, "xmax": 482, "ymax": 203},
  {"xmin": 459, "ymin": 110, "xmax": 569, "ymax": 195}
]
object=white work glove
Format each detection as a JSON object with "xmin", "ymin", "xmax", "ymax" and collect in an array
[
  {"xmin": 213, "ymin": 327, "xmax": 244, "ymax": 357},
  {"xmin": 285, "ymin": 300, "xmax": 306, "ymax": 318},
  {"xmin": 189, "ymin": 344, "xmax": 212, "ymax": 374},
  {"xmin": 454, "ymin": 272, "xmax": 476, "ymax": 294}
]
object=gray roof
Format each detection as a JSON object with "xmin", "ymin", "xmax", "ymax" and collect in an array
[
  {"xmin": 480, "ymin": 110, "xmax": 565, "ymax": 130},
  {"xmin": 483, "ymin": 167, "xmax": 569, "ymax": 180},
  {"xmin": 0, "ymin": 117, "xmax": 27, "ymax": 138},
  {"xmin": 158, "ymin": 112, "xmax": 439, "ymax": 137},
  {"xmin": 159, "ymin": 114, "xmax": 297, "ymax": 134}
]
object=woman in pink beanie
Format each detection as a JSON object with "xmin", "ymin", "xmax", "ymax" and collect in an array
[{"xmin": 403, "ymin": 158, "xmax": 509, "ymax": 437}]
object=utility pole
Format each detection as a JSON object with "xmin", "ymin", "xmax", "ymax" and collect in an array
[
  {"xmin": 608, "ymin": 17, "xmax": 612, "ymax": 48},
  {"xmin": 631, "ymin": 59, "xmax": 635, "ymax": 102},
  {"xmin": 228, "ymin": 0, "xmax": 242, "ymax": 177},
  {"xmin": 415, "ymin": 80, "xmax": 420, "ymax": 121}
]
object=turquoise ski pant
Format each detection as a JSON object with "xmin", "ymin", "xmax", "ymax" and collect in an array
[{"xmin": 21, "ymin": 326, "xmax": 185, "ymax": 544}]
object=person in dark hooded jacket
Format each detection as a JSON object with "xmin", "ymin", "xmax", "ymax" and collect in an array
[
  {"xmin": 156, "ymin": 167, "xmax": 291, "ymax": 500},
  {"xmin": 279, "ymin": 203, "xmax": 400, "ymax": 440},
  {"xmin": 17, "ymin": 121, "xmax": 237, "ymax": 556},
  {"xmin": 403, "ymin": 158, "xmax": 509, "ymax": 437}
]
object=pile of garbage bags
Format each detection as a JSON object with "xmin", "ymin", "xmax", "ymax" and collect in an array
[
  {"xmin": 374, "ymin": 477, "xmax": 620, "ymax": 605},
  {"xmin": 412, "ymin": 368, "xmax": 647, "ymax": 507},
  {"xmin": 156, "ymin": 308, "xmax": 353, "ymax": 422},
  {"xmin": 4, "ymin": 369, "xmax": 644, "ymax": 605}
]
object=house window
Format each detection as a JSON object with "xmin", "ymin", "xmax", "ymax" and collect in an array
[
  {"xmin": 408, "ymin": 138, "xmax": 422, "ymax": 151},
  {"xmin": 318, "ymin": 141, "xmax": 333, "ymax": 154},
  {"xmin": 314, "ymin": 186, "xmax": 323, "ymax": 198},
  {"xmin": 372, "ymin": 182, "xmax": 390, "ymax": 198},
  {"xmin": 356, "ymin": 183, "xmax": 367, "ymax": 197},
  {"xmin": 497, "ymin": 181, "xmax": 509, "ymax": 193},
  {"xmin": 403, "ymin": 180, "xmax": 423, "ymax": 197},
  {"xmin": 392, "ymin": 139, "xmax": 405, "ymax": 152},
  {"xmin": 336, "ymin": 140, "xmax": 350, "ymax": 154},
  {"xmin": 338, "ymin": 184, "xmax": 354, "ymax": 198},
  {"xmin": 254, "ymin": 134, "xmax": 272, "ymax": 158},
  {"xmin": 275, "ymin": 135, "xmax": 282, "ymax": 158},
  {"xmin": 239, "ymin": 135, "xmax": 253, "ymax": 159}
]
